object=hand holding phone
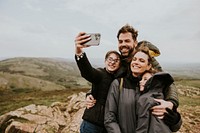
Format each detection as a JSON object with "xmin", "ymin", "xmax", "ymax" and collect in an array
[{"xmin": 84, "ymin": 33, "xmax": 101, "ymax": 46}]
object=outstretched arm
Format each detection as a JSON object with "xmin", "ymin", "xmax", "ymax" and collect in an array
[{"xmin": 75, "ymin": 32, "xmax": 102, "ymax": 82}]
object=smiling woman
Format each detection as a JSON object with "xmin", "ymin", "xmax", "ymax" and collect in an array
[{"xmin": 105, "ymin": 51, "xmax": 121, "ymax": 73}]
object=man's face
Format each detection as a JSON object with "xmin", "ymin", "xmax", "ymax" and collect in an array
[{"xmin": 118, "ymin": 32, "xmax": 137, "ymax": 58}]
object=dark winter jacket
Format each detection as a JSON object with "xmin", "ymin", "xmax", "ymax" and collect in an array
[
  {"xmin": 136, "ymin": 72, "xmax": 174, "ymax": 133},
  {"xmin": 75, "ymin": 53, "xmax": 116, "ymax": 127}
]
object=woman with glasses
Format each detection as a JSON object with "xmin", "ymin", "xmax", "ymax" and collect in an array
[{"xmin": 75, "ymin": 32, "xmax": 121, "ymax": 133}]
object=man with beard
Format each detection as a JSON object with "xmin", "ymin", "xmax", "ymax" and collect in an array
[{"xmin": 115, "ymin": 25, "xmax": 162, "ymax": 78}]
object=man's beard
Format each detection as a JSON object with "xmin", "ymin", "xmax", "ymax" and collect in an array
[{"xmin": 120, "ymin": 46, "xmax": 134, "ymax": 59}]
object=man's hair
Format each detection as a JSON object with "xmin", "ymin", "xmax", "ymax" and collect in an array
[{"xmin": 117, "ymin": 24, "xmax": 138, "ymax": 41}]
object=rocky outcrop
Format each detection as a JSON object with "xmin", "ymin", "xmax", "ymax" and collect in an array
[
  {"xmin": 0, "ymin": 92, "xmax": 86, "ymax": 133},
  {"xmin": 0, "ymin": 89, "xmax": 200, "ymax": 133}
]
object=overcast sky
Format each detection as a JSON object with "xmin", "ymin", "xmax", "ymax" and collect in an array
[{"xmin": 0, "ymin": 0, "xmax": 200, "ymax": 64}]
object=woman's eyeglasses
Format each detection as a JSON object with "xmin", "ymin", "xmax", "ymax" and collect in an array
[{"xmin": 107, "ymin": 57, "xmax": 120, "ymax": 63}]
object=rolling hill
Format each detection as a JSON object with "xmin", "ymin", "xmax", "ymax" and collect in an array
[
  {"xmin": 0, "ymin": 57, "xmax": 90, "ymax": 91},
  {"xmin": 0, "ymin": 57, "xmax": 92, "ymax": 115}
]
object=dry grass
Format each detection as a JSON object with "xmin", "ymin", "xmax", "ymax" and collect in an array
[{"xmin": 0, "ymin": 88, "xmax": 89, "ymax": 115}]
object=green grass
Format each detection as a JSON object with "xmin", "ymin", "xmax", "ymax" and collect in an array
[
  {"xmin": 179, "ymin": 95, "xmax": 200, "ymax": 107},
  {"xmin": 0, "ymin": 88, "xmax": 89, "ymax": 115},
  {"xmin": 177, "ymin": 79, "xmax": 200, "ymax": 108},
  {"xmin": 175, "ymin": 79, "xmax": 200, "ymax": 88},
  {"xmin": 1, "ymin": 78, "xmax": 199, "ymax": 116}
]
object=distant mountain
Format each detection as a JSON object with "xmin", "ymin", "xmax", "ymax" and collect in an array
[
  {"xmin": 161, "ymin": 62, "xmax": 200, "ymax": 79},
  {"xmin": 90, "ymin": 58, "xmax": 200, "ymax": 79},
  {"xmin": 0, "ymin": 57, "xmax": 89, "ymax": 91},
  {"xmin": 0, "ymin": 57, "xmax": 10, "ymax": 61},
  {"xmin": 0, "ymin": 57, "xmax": 199, "ymax": 92}
]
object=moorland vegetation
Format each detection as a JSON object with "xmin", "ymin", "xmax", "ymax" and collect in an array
[{"xmin": 0, "ymin": 57, "xmax": 199, "ymax": 132}]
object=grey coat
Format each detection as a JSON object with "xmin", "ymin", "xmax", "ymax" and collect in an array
[
  {"xmin": 104, "ymin": 74, "xmax": 140, "ymax": 133},
  {"xmin": 136, "ymin": 72, "xmax": 174, "ymax": 133}
]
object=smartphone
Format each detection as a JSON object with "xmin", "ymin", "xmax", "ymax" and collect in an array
[{"xmin": 84, "ymin": 33, "xmax": 101, "ymax": 46}]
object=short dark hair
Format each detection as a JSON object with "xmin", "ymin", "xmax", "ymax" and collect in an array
[
  {"xmin": 117, "ymin": 24, "xmax": 138, "ymax": 41},
  {"xmin": 105, "ymin": 50, "xmax": 121, "ymax": 60}
]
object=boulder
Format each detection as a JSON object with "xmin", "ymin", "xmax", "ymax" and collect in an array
[{"xmin": 0, "ymin": 92, "xmax": 86, "ymax": 133}]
